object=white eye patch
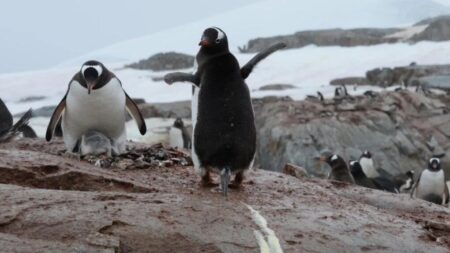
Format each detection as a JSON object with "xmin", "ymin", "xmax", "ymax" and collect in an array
[
  {"xmin": 350, "ymin": 161, "xmax": 356, "ymax": 166},
  {"xmin": 213, "ymin": 27, "xmax": 225, "ymax": 40},
  {"xmin": 81, "ymin": 64, "xmax": 102, "ymax": 77},
  {"xmin": 331, "ymin": 154, "xmax": 338, "ymax": 161},
  {"xmin": 429, "ymin": 158, "xmax": 440, "ymax": 164}
]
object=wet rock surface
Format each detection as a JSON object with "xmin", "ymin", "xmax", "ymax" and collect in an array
[
  {"xmin": 256, "ymin": 90, "xmax": 450, "ymax": 179},
  {"xmin": 0, "ymin": 138, "xmax": 449, "ymax": 252}
]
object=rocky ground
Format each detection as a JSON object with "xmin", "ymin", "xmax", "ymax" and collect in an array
[{"xmin": 0, "ymin": 139, "xmax": 450, "ymax": 252}]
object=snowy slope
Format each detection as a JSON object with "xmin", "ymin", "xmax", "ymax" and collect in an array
[
  {"xmin": 2, "ymin": 0, "xmax": 450, "ymax": 141},
  {"xmin": 59, "ymin": 0, "xmax": 450, "ymax": 67}
]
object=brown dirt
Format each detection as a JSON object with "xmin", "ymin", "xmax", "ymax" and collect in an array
[{"xmin": 0, "ymin": 138, "xmax": 449, "ymax": 252}]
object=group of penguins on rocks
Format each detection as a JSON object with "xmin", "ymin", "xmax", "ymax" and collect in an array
[
  {"xmin": 320, "ymin": 151, "xmax": 449, "ymax": 207},
  {"xmin": 1, "ymin": 27, "xmax": 449, "ymax": 203}
]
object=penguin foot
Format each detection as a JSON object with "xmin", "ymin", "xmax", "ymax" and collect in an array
[
  {"xmin": 229, "ymin": 171, "xmax": 244, "ymax": 189},
  {"xmin": 220, "ymin": 167, "xmax": 231, "ymax": 198},
  {"xmin": 201, "ymin": 171, "xmax": 218, "ymax": 188}
]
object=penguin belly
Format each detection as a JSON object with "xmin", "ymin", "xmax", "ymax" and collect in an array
[
  {"xmin": 191, "ymin": 86, "xmax": 201, "ymax": 173},
  {"xmin": 359, "ymin": 157, "xmax": 379, "ymax": 178},
  {"xmin": 416, "ymin": 170, "xmax": 445, "ymax": 204},
  {"xmin": 63, "ymin": 79, "xmax": 127, "ymax": 153},
  {"xmin": 169, "ymin": 127, "xmax": 184, "ymax": 148}
]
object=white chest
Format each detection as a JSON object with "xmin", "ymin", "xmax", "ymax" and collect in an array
[
  {"xmin": 417, "ymin": 169, "xmax": 445, "ymax": 197},
  {"xmin": 359, "ymin": 157, "xmax": 378, "ymax": 178},
  {"xmin": 169, "ymin": 127, "xmax": 184, "ymax": 148},
  {"xmin": 64, "ymin": 78, "xmax": 126, "ymax": 137}
]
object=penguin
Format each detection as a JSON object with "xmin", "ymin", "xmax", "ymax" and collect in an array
[
  {"xmin": 46, "ymin": 60, "xmax": 147, "ymax": 155},
  {"xmin": 349, "ymin": 160, "xmax": 400, "ymax": 192},
  {"xmin": 169, "ymin": 118, "xmax": 191, "ymax": 149},
  {"xmin": 411, "ymin": 158, "xmax": 449, "ymax": 205},
  {"xmin": 359, "ymin": 150, "xmax": 377, "ymax": 177},
  {"xmin": 0, "ymin": 99, "xmax": 36, "ymax": 142},
  {"xmin": 79, "ymin": 130, "xmax": 112, "ymax": 157},
  {"xmin": 349, "ymin": 160, "xmax": 378, "ymax": 189},
  {"xmin": 164, "ymin": 28, "xmax": 285, "ymax": 197},
  {"xmin": 394, "ymin": 170, "xmax": 415, "ymax": 193},
  {"xmin": 320, "ymin": 154, "xmax": 355, "ymax": 184}
]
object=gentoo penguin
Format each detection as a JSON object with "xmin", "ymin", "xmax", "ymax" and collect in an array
[
  {"xmin": 411, "ymin": 158, "xmax": 449, "ymax": 205},
  {"xmin": 0, "ymin": 99, "xmax": 36, "ymax": 142},
  {"xmin": 46, "ymin": 60, "xmax": 147, "ymax": 154},
  {"xmin": 359, "ymin": 151, "xmax": 381, "ymax": 178},
  {"xmin": 164, "ymin": 28, "xmax": 285, "ymax": 197},
  {"xmin": 320, "ymin": 154, "xmax": 355, "ymax": 184},
  {"xmin": 349, "ymin": 160, "xmax": 379, "ymax": 189},
  {"xmin": 169, "ymin": 118, "xmax": 191, "ymax": 149},
  {"xmin": 394, "ymin": 170, "xmax": 415, "ymax": 193},
  {"xmin": 79, "ymin": 130, "xmax": 112, "ymax": 157}
]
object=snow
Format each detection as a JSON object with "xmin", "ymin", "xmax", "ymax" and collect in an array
[
  {"xmin": 385, "ymin": 25, "xmax": 429, "ymax": 40},
  {"xmin": 2, "ymin": 0, "xmax": 450, "ymax": 142}
]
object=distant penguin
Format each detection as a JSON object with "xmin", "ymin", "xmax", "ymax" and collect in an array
[
  {"xmin": 169, "ymin": 118, "xmax": 191, "ymax": 149},
  {"xmin": 46, "ymin": 60, "xmax": 147, "ymax": 155},
  {"xmin": 395, "ymin": 170, "xmax": 415, "ymax": 193},
  {"xmin": 359, "ymin": 151, "xmax": 379, "ymax": 178},
  {"xmin": 0, "ymin": 99, "xmax": 36, "ymax": 142},
  {"xmin": 321, "ymin": 154, "xmax": 355, "ymax": 184},
  {"xmin": 411, "ymin": 158, "xmax": 449, "ymax": 205},
  {"xmin": 164, "ymin": 28, "xmax": 286, "ymax": 197},
  {"xmin": 79, "ymin": 130, "xmax": 112, "ymax": 157}
]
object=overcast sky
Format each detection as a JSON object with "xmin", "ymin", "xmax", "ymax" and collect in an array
[{"xmin": 0, "ymin": 0, "xmax": 259, "ymax": 73}]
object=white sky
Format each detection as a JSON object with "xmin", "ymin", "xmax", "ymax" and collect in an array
[{"xmin": 0, "ymin": 0, "xmax": 259, "ymax": 73}]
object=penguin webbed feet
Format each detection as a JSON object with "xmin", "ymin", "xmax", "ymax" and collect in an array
[
  {"xmin": 240, "ymin": 42, "xmax": 286, "ymax": 79},
  {"xmin": 163, "ymin": 72, "xmax": 199, "ymax": 86},
  {"xmin": 220, "ymin": 167, "xmax": 231, "ymax": 199}
]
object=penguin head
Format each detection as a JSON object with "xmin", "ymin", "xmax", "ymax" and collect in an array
[
  {"xmin": 198, "ymin": 27, "xmax": 229, "ymax": 53},
  {"xmin": 320, "ymin": 153, "xmax": 345, "ymax": 168},
  {"xmin": 173, "ymin": 118, "xmax": 184, "ymax": 128},
  {"xmin": 81, "ymin": 60, "xmax": 106, "ymax": 94},
  {"xmin": 349, "ymin": 160, "xmax": 365, "ymax": 177},
  {"xmin": 428, "ymin": 158, "xmax": 441, "ymax": 172},
  {"xmin": 361, "ymin": 150, "xmax": 372, "ymax": 159}
]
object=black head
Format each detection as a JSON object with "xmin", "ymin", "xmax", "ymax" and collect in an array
[
  {"xmin": 361, "ymin": 150, "xmax": 372, "ymax": 159},
  {"xmin": 80, "ymin": 60, "xmax": 107, "ymax": 94},
  {"xmin": 406, "ymin": 170, "xmax": 415, "ymax": 179},
  {"xmin": 173, "ymin": 118, "xmax": 184, "ymax": 128},
  {"xmin": 198, "ymin": 27, "xmax": 229, "ymax": 54},
  {"xmin": 349, "ymin": 160, "xmax": 366, "ymax": 177},
  {"xmin": 428, "ymin": 158, "xmax": 441, "ymax": 172},
  {"xmin": 321, "ymin": 153, "xmax": 346, "ymax": 169}
]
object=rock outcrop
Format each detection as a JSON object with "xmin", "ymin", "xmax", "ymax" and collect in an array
[
  {"xmin": 0, "ymin": 139, "xmax": 449, "ymax": 252},
  {"xmin": 125, "ymin": 52, "xmax": 195, "ymax": 71},
  {"xmin": 255, "ymin": 90, "xmax": 450, "ymax": 179}
]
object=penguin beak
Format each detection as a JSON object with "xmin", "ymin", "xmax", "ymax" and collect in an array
[
  {"xmin": 199, "ymin": 39, "xmax": 210, "ymax": 47},
  {"xmin": 315, "ymin": 155, "xmax": 328, "ymax": 162},
  {"xmin": 87, "ymin": 81, "xmax": 96, "ymax": 95},
  {"xmin": 199, "ymin": 35, "xmax": 210, "ymax": 47}
]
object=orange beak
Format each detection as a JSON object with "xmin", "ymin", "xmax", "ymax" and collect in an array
[
  {"xmin": 199, "ymin": 39, "xmax": 210, "ymax": 47},
  {"xmin": 87, "ymin": 82, "xmax": 96, "ymax": 94}
]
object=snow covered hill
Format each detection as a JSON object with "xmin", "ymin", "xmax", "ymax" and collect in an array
[{"xmin": 1, "ymin": 0, "xmax": 450, "ymax": 141}]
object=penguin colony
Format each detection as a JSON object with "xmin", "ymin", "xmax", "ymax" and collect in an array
[{"xmin": 1, "ymin": 26, "xmax": 447, "ymax": 204}]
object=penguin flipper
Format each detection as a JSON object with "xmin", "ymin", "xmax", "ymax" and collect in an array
[
  {"xmin": 19, "ymin": 124, "xmax": 37, "ymax": 138},
  {"xmin": 125, "ymin": 93, "xmax": 147, "ymax": 135},
  {"xmin": 0, "ymin": 99, "xmax": 13, "ymax": 137},
  {"xmin": 410, "ymin": 173, "xmax": 421, "ymax": 198},
  {"xmin": 164, "ymin": 72, "xmax": 200, "ymax": 86},
  {"xmin": 46, "ymin": 95, "xmax": 66, "ymax": 141},
  {"xmin": 240, "ymin": 42, "xmax": 286, "ymax": 79}
]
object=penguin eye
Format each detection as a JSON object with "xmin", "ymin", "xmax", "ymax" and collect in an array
[{"xmin": 215, "ymin": 38, "xmax": 221, "ymax": 44}]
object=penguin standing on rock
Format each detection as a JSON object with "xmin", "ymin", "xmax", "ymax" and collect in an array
[
  {"xmin": 411, "ymin": 158, "xmax": 449, "ymax": 205},
  {"xmin": 164, "ymin": 27, "xmax": 285, "ymax": 197},
  {"xmin": 0, "ymin": 99, "xmax": 36, "ymax": 142},
  {"xmin": 169, "ymin": 118, "xmax": 191, "ymax": 149},
  {"xmin": 319, "ymin": 153, "xmax": 355, "ymax": 184},
  {"xmin": 46, "ymin": 60, "xmax": 147, "ymax": 155}
]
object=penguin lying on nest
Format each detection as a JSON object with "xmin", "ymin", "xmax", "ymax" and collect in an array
[
  {"xmin": 349, "ymin": 160, "xmax": 399, "ymax": 193},
  {"xmin": 0, "ymin": 99, "xmax": 36, "ymax": 142},
  {"xmin": 164, "ymin": 27, "xmax": 285, "ymax": 197}
]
